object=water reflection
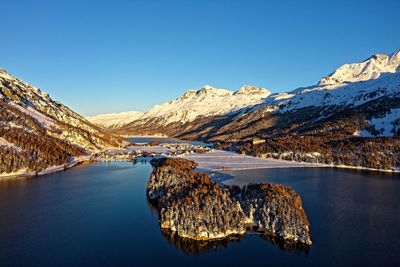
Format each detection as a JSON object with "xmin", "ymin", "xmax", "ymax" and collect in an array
[
  {"xmin": 160, "ymin": 228, "xmax": 310, "ymax": 255},
  {"xmin": 147, "ymin": 201, "xmax": 310, "ymax": 255},
  {"xmin": 1, "ymin": 161, "xmax": 399, "ymax": 266},
  {"xmin": 260, "ymin": 234, "xmax": 311, "ymax": 254},
  {"xmin": 161, "ymin": 229, "xmax": 244, "ymax": 255}
]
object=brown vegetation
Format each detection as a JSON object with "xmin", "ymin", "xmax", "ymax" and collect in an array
[
  {"xmin": 147, "ymin": 158, "xmax": 312, "ymax": 244},
  {"xmin": 0, "ymin": 100, "xmax": 87, "ymax": 173}
]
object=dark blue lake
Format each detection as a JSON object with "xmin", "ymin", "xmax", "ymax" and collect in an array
[{"xmin": 0, "ymin": 161, "xmax": 399, "ymax": 267}]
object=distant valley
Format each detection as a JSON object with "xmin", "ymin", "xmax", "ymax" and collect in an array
[
  {"xmin": 1, "ymin": 50, "xmax": 399, "ymax": 176},
  {"xmin": 88, "ymin": 50, "xmax": 400, "ymax": 171}
]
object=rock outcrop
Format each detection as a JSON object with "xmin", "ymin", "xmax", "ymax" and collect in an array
[
  {"xmin": 147, "ymin": 158, "xmax": 312, "ymax": 245},
  {"xmin": 147, "ymin": 158, "xmax": 246, "ymax": 240},
  {"xmin": 239, "ymin": 183, "xmax": 311, "ymax": 245}
]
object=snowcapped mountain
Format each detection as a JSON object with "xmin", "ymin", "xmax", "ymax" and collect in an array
[
  {"xmin": 116, "ymin": 51, "xmax": 400, "ymax": 138},
  {"xmin": 0, "ymin": 68, "xmax": 128, "ymax": 175},
  {"xmin": 2, "ymin": 49, "xmax": 398, "ymax": 172},
  {"xmin": 319, "ymin": 51, "xmax": 400, "ymax": 85},
  {"xmin": 87, "ymin": 111, "xmax": 143, "ymax": 128},
  {"xmin": 205, "ymin": 51, "xmax": 400, "ymax": 139},
  {"xmin": 115, "ymin": 50, "xmax": 400, "ymax": 171},
  {"xmin": 92, "ymin": 84, "xmax": 270, "ymax": 131},
  {"xmin": 259, "ymin": 67, "xmax": 400, "ymax": 115},
  {"xmin": 140, "ymin": 85, "xmax": 271, "ymax": 125}
]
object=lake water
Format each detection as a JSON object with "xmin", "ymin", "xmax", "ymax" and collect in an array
[{"xmin": 0, "ymin": 162, "xmax": 399, "ymax": 267}]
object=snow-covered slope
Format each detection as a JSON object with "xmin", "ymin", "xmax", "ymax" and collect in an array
[
  {"xmin": 87, "ymin": 111, "xmax": 143, "ymax": 128},
  {"xmin": 319, "ymin": 51, "xmax": 400, "ymax": 85},
  {"xmin": 139, "ymin": 85, "xmax": 270, "ymax": 125},
  {"xmin": 161, "ymin": 51, "xmax": 400, "ymax": 171},
  {"xmin": 149, "ymin": 50, "xmax": 399, "ymax": 141},
  {"xmin": 361, "ymin": 108, "xmax": 400, "ymax": 137},
  {"xmin": 93, "ymin": 85, "xmax": 270, "ymax": 128},
  {"xmin": 115, "ymin": 50, "xmax": 400, "ymax": 138},
  {"xmin": 257, "ymin": 70, "xmax": 400, "ymax": 115},
  {"xmin": 0, "ymin": 68, "xmax": 127, "ymax": 153},
  {"xmin": 225, "ymin": 51, "xmax": 400, "ymax": 120}
]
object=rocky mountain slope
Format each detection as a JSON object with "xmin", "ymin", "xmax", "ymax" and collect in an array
[
  {"xmin": 118, "ymin": 50, "xmax": 400, "ymax": 171},
  {"xmin": 147, "ymin": 158, "xmax": 312, "ymax": 245},
  {"xmin": 0, "ymin": 68, "xmax": 128, "ymax": 175}
]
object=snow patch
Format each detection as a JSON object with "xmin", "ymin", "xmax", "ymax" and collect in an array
[
  {"xmin": 362, "ymin": 108, "xmax": 400, "ymax": 137},
  {"xmin": 9, "ymin": 102, "xmax": 55, "ymax": 128}
]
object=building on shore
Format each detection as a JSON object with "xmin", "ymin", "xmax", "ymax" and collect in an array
[{"xmin": 252, "ymin": 137, "xmax": 266, "ymax": 145}]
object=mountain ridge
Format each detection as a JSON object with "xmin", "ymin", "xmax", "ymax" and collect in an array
[
  {"xmin": 92, "ymin": 50, "xmax": 400, "ymax": 131},
  {"xmin": 319, "ymin": 50, "xmax": 400, "ymax": 85},
  {"xmin": 0, "ymin": 68, "xmax": 128, "ymax": 175},
  {"xmin": 113, "ymin": 50, "xmax": 400, "ymax": 171},
  {"xmin": 87, "ymin": 84, "xmax": 271, "ymax": 127}
]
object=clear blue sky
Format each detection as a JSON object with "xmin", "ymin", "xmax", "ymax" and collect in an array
[{"xmin": 2, "ymin": 0, "xmax": 399, "ymax": 116}]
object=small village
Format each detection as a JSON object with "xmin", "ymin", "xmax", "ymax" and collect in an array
[{"xmin": 96, "ymin": 142, "xmax": 215, "ymax": 162}]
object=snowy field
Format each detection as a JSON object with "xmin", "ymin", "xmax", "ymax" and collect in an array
[
  {"xmin": 129, "ymin": 144, "xmax": 319, "ymax": 171},
  {"xmin": 183, "ymin": 150, "xmax": 318, "ymax": 171}
]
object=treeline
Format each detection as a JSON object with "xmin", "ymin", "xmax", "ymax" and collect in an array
[
  {"xmin": 236, "ymin": 136, "xmax": 400, "ymax": 170},
  {"xmin": 0, "ymin": 101, "xmax": 87, "ymax": 174},
  {"xmin": 0, "ymin": 127, "xmax": 86, "ymax": 173},
  {"xmin": 0, "ymin": 100, "xmax": 49, "ymax": 136},
  {"xmin": 212, "ymin": 99, "xmax": 400, "ymax": 171},
  {"xmin": 0, "ymin": 146, "xmax": 37, "ymax": 173}
]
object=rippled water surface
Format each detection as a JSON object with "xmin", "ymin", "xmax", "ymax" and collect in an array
[{"xmin": 0, "ymin": 162, "xmax": 399, "ymax": 267}]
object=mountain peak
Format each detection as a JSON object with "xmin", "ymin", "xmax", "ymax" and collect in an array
[
  {"xmin": 319, "ymin": 50, "xmax": 400, "ymax": 85},
  {"xmin": 202, "ymin": 85, "xmax": 217, "ymax": 90},
  {"xmin": 181, "ymin": 89, "xmax": 197, "ymax": 99},
  {"xmin": 365, "ymin": 53, "xmax": 389, "ymax": 62},
  {"xmin": 235, "ymin": 85, "xmax": 271, "ymax": 96},
  {"xmin": 137, "ymin": 84, "xmax": 270, "ymax": 125},
  {"xmin": 197, "ymin": 85, "xmax": 232, "ymax": 96}
]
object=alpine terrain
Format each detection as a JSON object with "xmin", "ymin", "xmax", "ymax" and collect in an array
[
  {"xmin": 107, "ymin": 51, "xmax": 400, "ymax": 171},
  {"xmin": 88, "ymin": 85, "xmax": 271, "ymax": 130},
  {"xmin": 0, "ymin": 68, "xmax": 128, "ymax": 176}
]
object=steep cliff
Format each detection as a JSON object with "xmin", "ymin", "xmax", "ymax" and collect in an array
[{"xmin": 147, "ymin": 158, "xmax": 312, "ymax": 245}]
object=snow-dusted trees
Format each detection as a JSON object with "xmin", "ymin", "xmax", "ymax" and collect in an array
[
  {"xmin": 147, "ymin": 158, "xmax": 312, "ymax": 245},
  {"xmin": 0, "ymin": 100, "xmax": 87, "ymax": 174},
  {"xmin": 236, "ymin": 136, "xmax": 400, "ymax": 170}
]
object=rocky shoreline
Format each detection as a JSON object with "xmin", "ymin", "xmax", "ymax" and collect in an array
[{"xmin": 147, "ymin": 157, "xmax": 312, "ymax": 245}]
